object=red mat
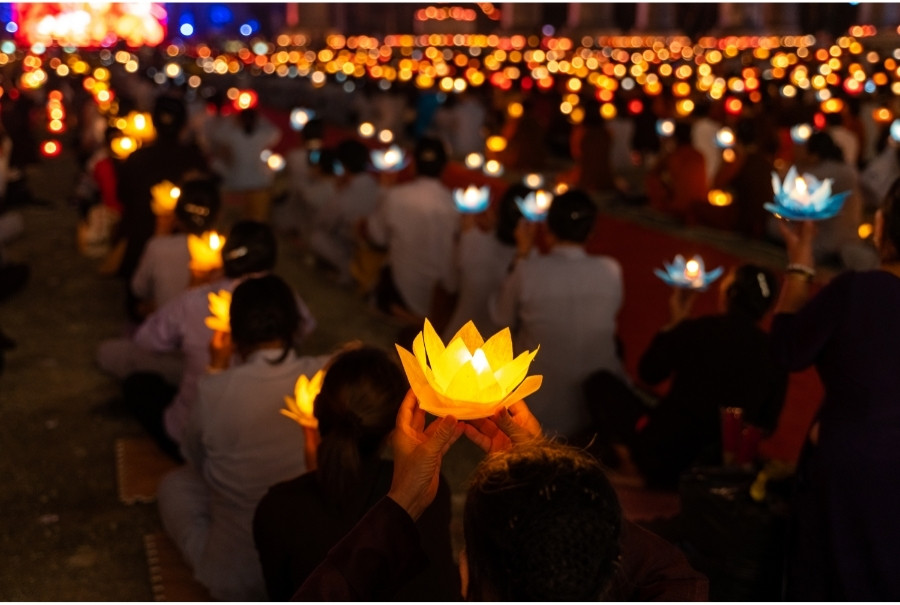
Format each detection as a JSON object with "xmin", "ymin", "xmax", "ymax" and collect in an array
[{"xmin": 585, "ymin": 215, "xmax": 822, "ymax": 465}]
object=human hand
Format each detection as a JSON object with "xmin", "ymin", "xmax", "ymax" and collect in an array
[
  {"xmin": 208, "ymin": 330, "xmax": 233, "ymax": 370},
  {"xmin": 777, "ymin": 219, "xmax": 816, "ymax": 267},
  {"xmin": 388, "ymin": 390, "xmax": 464, "ymax": 520},
  {"xmin": 463, "ymin": 400, "xmax": 543, "ymax": 454},
  {"xmin": 667, "ymin": 287, "xmax": 697, "ymax": 326}
]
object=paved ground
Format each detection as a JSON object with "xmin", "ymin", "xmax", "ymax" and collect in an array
[{"xmin": 0, "ymin": 146, "xmax": 789, "ymax": 600}]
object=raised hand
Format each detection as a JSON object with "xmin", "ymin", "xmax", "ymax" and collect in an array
[{"xmin": 463, "ymin": 400, "xmax": 543, "ymax": 454}]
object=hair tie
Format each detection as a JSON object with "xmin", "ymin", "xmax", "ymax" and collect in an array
[
  {"xmin": 225, "ymin": 246, "xmax": 248, "ymax": 260},
  {"xmin": 757, "ymin": 272, "xmax": 771, "ymax": 298}
]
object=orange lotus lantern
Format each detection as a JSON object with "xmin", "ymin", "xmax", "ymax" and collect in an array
[
  {"xmin": 396, "ymin": 320, "xmax": 542, "ymax": 420},
  {"xmin": 188, "ymin": 231, "xmax": 225, "ymax": 272},
  {"xmin": 204, "ymin": 289, "xmax": 231, "ymax": 333},
  {"xmin": 281, "ymin": 370, "xmax": 325, "ymax": 429},
  {"xmin": 150, "ymin": 180, "xmax": 181, "ymax": 216}
]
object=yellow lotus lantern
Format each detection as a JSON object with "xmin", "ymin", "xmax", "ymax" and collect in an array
[
  {"xmin": 204, "ymin": 290, "xmax": 231, "ymax": 333},
  {"xmin": 151, "ymin": 180, "xmax": 181, "ymax": 216},
  {"xmin": 188, "ymin": 231, "xmax": 225, "ymax": 272},
  {"xmin": 396, "ymin": 320, "xmax": 542, "ymax": 420},
  {"xmin": 281, "ymin": 369, "xmax": 325, "ymax": 429}
]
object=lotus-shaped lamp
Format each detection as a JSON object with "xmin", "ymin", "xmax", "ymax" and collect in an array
[
  {"xmin": 188, "ymin": 231, "xmax": 225, "ymax": 272},
  {"xmin": 454, "ymin": 185, "xmax": 491, "ymax": 214},
  {"xmin": 654, "ymin": 254, "xmax": 724, "ymax": 291},
  {"xmin": 290, "ymin": 107, "xmax": 315, "ymax": 131},
  {"xmin": 370, "ymin": 145, "xmax": 408, "ymax": 172},
  {"xmin": 891, "ymin": 119, "xmax": 900, "ymax": 143},
  {"xmin": 790, "ymin": 123, "xmax": 813, "ymax": 144},
  {"xmin": 204, "ymin": 290, "xmax": 231, "ymax": 333},
  {"xmin": 396, "ymin": 320, "xmax": 542, "ymax": 420},
  {"xmin": 151, "ymin": 180, "xmax": 180, "ymax": 216},
  {"xmin": 281, "ymin": 369, "xmax": 325, "ymax": 429},
  {"xmin": 515, "ymin": 189, "xmax": 554, "ymax": 222},
  {"xmin": 716, "ymin": 127, "xmax": 735, "ymax": 149},
  {"xmin": 765, "ymin": 165, "xmax": 849, "ymax": 221}
]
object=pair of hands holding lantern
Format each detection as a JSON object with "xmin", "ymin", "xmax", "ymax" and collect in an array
[{"xmin": 387, "ymin": 391, "xmax": 543, "ymax": 521}]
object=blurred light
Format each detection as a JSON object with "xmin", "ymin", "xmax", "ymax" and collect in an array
[
  {"xmin": 708, "ymin": 189, "xmax": 733, "ymax": 207},
  {"xmin": 791, "ymin": 123, "xmax": 813, "ymax": 144},
  {"xmin": 507, "ymin": 102, "xmax": 523, "ymax": 118},
  {"xmin": 486, "ymin": 135, "xmax": 507, "ymax": 152},
  {"xmin": 465, "ymin": 152, "xmax": 484, "ymax": 169},
  {"xmin": 358, "ymin": 122, "xmax": 375, "ymax": 138},
  {"xmin": 716, "ymin": 127, "xmax": 736, "ymax": 148},
  {"xmin": 890, "ymin": 119, "xmax": 900, "ymax": 143},
  {"xmin": 858, "ymin": 223, "xmax": 873, "ymax": 239},
  {"xmin": 378, "ymin": 129, "xmax": 394, "ymax": 144},
  {"xmin": 656, "ymin": 119, "xmax": 675, "ymax": 137},
  {"xmin": 180, "ymin": 23, "xmax": 194, "ymax": 37},
  {"xmin": 483, "ymin": 159, "xmax": 504, "ymax": 176},
  {"xmin": 722, "ymin": 148, "xmax": 736, "ymax": 163},
  {"xmin": 240, "ymin": 24, "xmax": 253, "ymax": 36},
  {"xmin": 873, "ymin": 108, "xmax": 893, "ymax": 124},
  {"xmin": 266, "ymin": 152, "xmax": 286, "ymax": 172},
  {"xmin": 41, "ymin": 140, "xmax": 61, "ymax": 157},
  {"xmin": 290, "ymin": 108, "xmax": 315, "ymax": 131},
  {"xmin": 523, "ymin": 173, "xmax": 544, "ymax": 188}
]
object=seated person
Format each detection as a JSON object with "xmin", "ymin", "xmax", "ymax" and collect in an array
[
  {"xmin": 157, "ymin": 274, "xmax": 329, "ymax": 601},
  {"xmin": 253, "ymin": 345, "xmax": 459, "ymax": 601},
  {"xmin": 294, "ymin": 396, "xmax": 709, "ymax": 601},
  {"xmin": 130, "ymin": 175, "xmax": 222, "ymax": 319},
  {"xmin": 584, "ymin": 264, "xmax": 788, "ymax": 489}
]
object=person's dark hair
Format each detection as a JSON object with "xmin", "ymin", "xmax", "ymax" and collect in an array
[
  {"xmin": 495, "ymin": 184, "xmax": 528, "ymax": 246},
  {"xmin": 309, "ymin": 147, "xmax": 337, "ymax": 176},
  {"xmin": 222, "ymin": 220, "xmax": 277, "ymax": 278},
  {"xmin": 152, "ymin": 95, "xmax": 187, "ymax": 141},
  {"xmin": 546, "ymin": 189, "xmax": 597, "ymax": 243},
  {"xmin": 303, "ymin": 117, "xmax": 324, "ymax": 143},
  {"xmin": 463, "ymin": 442, "xmax": 623, "ymax": 601},
  {"xmin": 174, "ymin": 176, "xmax": 221, "ymax": 235},
  {"xmin": 229, "ymin": 274, "xmax": 299, "ymax": 364},
  {"xmin": 313, "ymin": 345, "xmax": 407, "ymax": 506},
  {"xmin": 414, "ymin": 136, "xmax": 448, "ymax": 178},
  {"xmin": 674, "ymin": 121, "xmax": 693, "ymax": 145},
  {"xmin": 725, "ymin": 264, "xmax": 779, "ymax": 321},
  {"xmin": 735, "ymin": 118, "xmax": 758, "ymax": 146},
  {"xmin": 336, "ymin": 139, "xmax": 369, "ymax": 174},
  {"xmin": 807, "ymin": 131, "xmax": 844, "ymax": 163},
  {"xmin": 237, "ymin": 107, "xmax": 260, "ymax": 135},
  {"xmin": 879, "ymin": 177, "xmax": 900, "ymax": 261}
]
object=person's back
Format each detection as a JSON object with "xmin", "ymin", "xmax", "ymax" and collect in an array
[{"xmin": 253, "ymin": 346, "xmax": 459, "ymax": 601}]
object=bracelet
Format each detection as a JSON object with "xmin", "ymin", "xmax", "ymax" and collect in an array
[{"xmin": 785, "ymin": 263, "xmax": 816, "ymax": 281}]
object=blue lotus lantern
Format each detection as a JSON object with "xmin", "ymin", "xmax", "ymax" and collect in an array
[
  {"xmin": 716, "ymin": 127, "xmax": 736, "ymax": 148},
  {"xmin": 290, "ymin": 108, "xmax": 315, "ymax": 131},
  {"xmin": 654, "ymin": 254, "xmax": 724, "ymax": 291},
  {"xmin": 515, "ymin": 189, "xmax": 554, "ymax": 222},
  {"xmin": 764, "ymin": 165, "xmax": 849, "ymax": 221},
  {"xmin": 370, "ymin": 145, "xmax": 409, "ymax": 172},
  {"xmin": 890, "ymin": 119, "xmax": 900, "ymax": 143},
  {"xmin": 454, "ymin": 185, "xmax": 491, "ymax": 214}
]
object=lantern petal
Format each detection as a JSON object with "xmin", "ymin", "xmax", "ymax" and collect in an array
[
  {"xmin": 500, "ymin": 374, "xmax": 544, "ymax": 406},
  {"xmin": 422, "ymin": 319, "xmax": 446, "ymax": 365},
  {"xmin": 204, "ymin": 316, "xmax": 229, "ymax": 333},
  {"xmin": 493, "ymin": 346, "xmax": 539, "ymax": 392},
  {"xmin": 443, "ymin": 362, "xmax": 487, "ymax": 401},
  {"xmin": 412, "ymin": 332, "xmax": 430, "ymax": 373},
  {"xmin": 396, "ymin": 344, "xmax": 445, "ymax": 413},
  {"xmin": 433, "ymin": 338, "xmax": 471, "ymax": 390},
  {"xmin": 481, "ymin": 327, "xmax": 513, "ymax": 366},
  {"xmin": 309, "ymin": 369, "xmax": 325, "ymax": 393},
  {"xmin": 429, "ymin": 389, "xmax": 504, "ymax": 420},
  {"xmin": 450, "ymin": 320, "xmax": 485, "ymax": 352}
]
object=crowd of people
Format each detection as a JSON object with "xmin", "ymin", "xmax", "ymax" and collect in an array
[{"xmin": 3, "ymin": 62, "xmax": 900, "ymax": 601}]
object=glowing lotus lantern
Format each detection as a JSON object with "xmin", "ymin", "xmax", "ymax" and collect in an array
[
  {"xmin": 281, "ymin": 369, "xmax": 325, "ymax": 429},
  {"xmin": 150, "ymin": 180, "xmax": 180, "ymax": 216},
  {"xmin": 396, "ymin": 320, "xmax": 542, "ymax": 420},
  {"xmin": 656, "ymin": 119, "xmax": 675, "ymax": 137},
  {"xmin": 765, "ymin": 166, "xmax": 849, "ymax": 221},
  {"xmin": 122, "ymin": 111, "xmax": 155, "ymax": 143},
  {"xmin": 188, "ymin": 231, "xmax": 225, "ymax": 272},
  {"xmin": 204, "ymin": 290, "xmax": 232, "ymax": 333},
  {"xmin": 290, "ymin": 108, "xmax": 315, "ymax": 131},
  {"xmin": 891, "ymin": 119, "xmax": 900, "ymax": 144},
  {"xmin": 515, "ymin": 189, "xmax": 554, "ymax": 222},
  {"xmin": 790, "ymin": 124, "xmax": 813, "ymax": 144},
  {"xmin": 453, "ymin": 185, "xmax": 491, "ymax": 214},
  {"xmin": 110, "ymin": 135, "xmax": 137, "ymax": 159},
  {"xmin": 715, "ymin": 127, "xmax": 736, "ymax": 149},
  {"xmin": 370, "ymin": 145, "xmax": 408, "ymax": 172},
  {"xmin": 654, "ymin": 254, "xmax": 724, "ymax": 291}
]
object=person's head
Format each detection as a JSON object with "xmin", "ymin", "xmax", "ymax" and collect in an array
[
  {"xmin": 414, "ymin": 136, "xmax": 448, "ymax": 178},
  {"xmin": 237, "ymin": 107, "xmax": 260, "ymax": 134},
  {"xmin": 462, "ymin": 442, "xmax": 623, "ymax": 601},
  {"xmin": 152, "ymin": 95, "xmax": 187, "ymax": 141},
  {"xmin": 875, "ymin": 177, "xmax": 900, "ymax": 262},
  {"xmin": 674, "ymin": 121, "xmax": 693, "ymax": 146},
  {"xmin": 229, "ymin": 274, "xmax": 299, "ymax": 363},
  {"xmin": 806, "ymin": 131, "xmax": 844, "ymax": 163},
  {"xmin": 546, "ymin": 189, "xmax": 597, "ymax": 244},
  {"xmin": 719, "ymin": 264, "xmax": 778, "ymax": 321},
  {"xmin": 303, "ymin": 117, "xmax": 324, "ymax": 144},
  {"xmin": 313, "ymin": 345, "xmax": 407, "ymax": 501},
  {"xmin": 222, "ymin": 220, "xmax": 277, "ymax": 278},
  {"xmin": 495, "ymin": 184, "xmax": 529, "ymax": 246},
  {"xmin": 309, "ymin": 146, "xmax": 337, "ymax": 176},
  {"xmin": 174, "ymin": 176, "xmax": 221, "ymax": 236},
  {"xmin": 336, "ymin": 139, "xmax": 369, "ymax": 175}
]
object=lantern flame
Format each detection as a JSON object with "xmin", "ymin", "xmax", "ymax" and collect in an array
[{"xmin": 281, "ymin": 369, "xmax": 325, "ymax": 429}]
